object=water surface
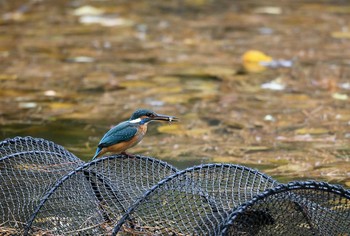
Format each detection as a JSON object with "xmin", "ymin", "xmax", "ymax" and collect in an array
[{"xmin": 1, "ymin": 0, "xmax": 349, "ymax": 186}]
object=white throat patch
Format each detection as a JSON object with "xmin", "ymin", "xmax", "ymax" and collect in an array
[{"xmin": 129, "ymin": 118, "xmax": 141, "ymax": 124}]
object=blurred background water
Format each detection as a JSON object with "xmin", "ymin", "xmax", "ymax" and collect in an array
[{"xmin": 1, "ymin": 0, "xmax": 349, "ymax": 185}]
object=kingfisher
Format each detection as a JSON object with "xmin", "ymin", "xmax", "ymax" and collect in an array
[{"xmin": 92, "ymin": 109, "xmax": 178, "ymax": 160}]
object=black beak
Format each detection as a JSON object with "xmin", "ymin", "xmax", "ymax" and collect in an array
[{"xmin": 152, "ymin": 114, "xmax": 179, "ymax": 122}]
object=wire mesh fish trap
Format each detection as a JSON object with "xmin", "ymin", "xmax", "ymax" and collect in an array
[
  {"xmin": 223, "ymin": 181, "xmax": 350, "ymax": 235},
  {"xmin": 0, "ymin": 137, "xmax": 83, "ymax": 234},
  {"xmin": 25, "ymin": 155, "xmax": 178, "ymax": 235},
  {"xmin": 112, "ymin": 164, "xmax": 278, "ymax": 235},
  {"xmin": 0, "ymin": 136, "xmax": 349, "ymax": 236}
]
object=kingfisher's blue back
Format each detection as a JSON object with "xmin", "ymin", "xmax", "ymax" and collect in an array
[{"xmin": 92, "ymin": 121, "xmax": 138, "ymax": 159}]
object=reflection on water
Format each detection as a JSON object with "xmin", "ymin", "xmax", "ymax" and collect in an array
[{"xmin": 0, "ymin": 0, "xmax": 350, "ymax": 186}]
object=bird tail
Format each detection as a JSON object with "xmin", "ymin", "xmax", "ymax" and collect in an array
[{"xmin": 92, "ymin": 147, "xmax": 102, "ymax": 160}]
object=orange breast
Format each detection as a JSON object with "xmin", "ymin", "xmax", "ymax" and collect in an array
[
  {"xmin": 105, "ymin": 124, "xmax": 148, "ymax": 153},
  {"xmin": 138, "ymin": 124, "xmax": 147, "ymax": 137}
]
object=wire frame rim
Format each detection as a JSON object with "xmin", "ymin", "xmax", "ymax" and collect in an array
[
  {"xmin": 220, "ymin": 180, "xmax": 350, "ymax": 235},
  {"xmin": 23, "ymin": 154, "xmax": 178, "ymax": 235},
  {"xmin": 111, "ymin": 162, "xmax": 278, "ymax": 235},
  {"xmin": 0, "ymin": 136, "xmax": 80, "ymax": 162}
]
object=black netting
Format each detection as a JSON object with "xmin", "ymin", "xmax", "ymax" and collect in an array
[
  {"xmin": 0, "ymin": 137, "xmax": 349, "ymax": 236},
  {"xmin": 24, "ymin": 155, "xmax": 178, "ymax": 235},
  {"xmin": 223, "ymin": 182, "xmax": 350, "ymax": 235},
  {"xmin": 112, "ymin": 164, "xmax": 278, "ymax": 235},
  {"xmin": 0, "ymin": 137, "xmax": 83, "ymax": 234}
]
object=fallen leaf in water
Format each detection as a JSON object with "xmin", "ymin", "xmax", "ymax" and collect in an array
[
  {"xmin": 331, "ymin": 31, "xmax": 350, "ymax": 39},
  {"xmin": 0, "ymin": 74, "xmax": 17, "ymax": 80},
  {"xmin": 254, "ymin": 6, "xmax": 282, "ymax": 15},
  {"xmin": 65, "ymin": 56, "xmax": 95, "ymax": 63},
  {"xmin": 332, "ymin": 93, "xmax": 348, "ymax": 100},
  {"xmin": 44, "ymin": 90, "xmax": 57, "ymax": 97},
  {"xmin": 261, "ymin": 77, "xmax": 286, "ymax": 91},
  {"xmin": 242, "ymin": 50, "xmax": 272, "ymax": 72},
  {"xmin": 264, "ymin": 114, "xmax": 276, "ymax": 122},
  {"xmin": 73, "ymin": 5, "xmax": 104, "ymax": 16},
  {"xmin": 295, "ymin": 128, "xmax": 330, "ymax": 135},
  {"xmin": 260, "ymin": 59, "xmax": 293, "ymax": 68},
  {"xmin": 79, "ymin": 15, "xmax": 134, "ymax": 27},
  {"xmin": 48, "ymin": 102, "xmax": 75, "ymax": 110},
  {"xmin": 18, "ymin": 102, "xmax": 37, "ymax": 109},
  {"xmin": 242, "ymin": 50, "xmax": 272, "ymax": 64},
  {"xmin": 339, "ymin": 82, "xmax": 350, "ymax": 90}
]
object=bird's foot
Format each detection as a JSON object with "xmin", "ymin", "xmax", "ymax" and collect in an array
[{"xmin": 121, "ymin": 152, "xmax": 135, "ymax": 158}]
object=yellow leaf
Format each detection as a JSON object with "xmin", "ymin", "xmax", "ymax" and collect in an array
[
  {"xmin": 331, "ymin": 31, "xmax": 350, "ymax": 39},
  {"xmin": 0, "ymin": 74, "xmax": 17, "ymax": 80},
  {"xmin": 242, "ymin": 50, "xmax": 272, "ymax": 72},
  {"xmin": 295, "ymin": 128, "xmax": 330, "ymax": 135},
  {"xmin": 48, "ymin": 102, "xmax": 75, "ymax": 110},
  {"xmin": 254, "ymin": 6, "xmax": 282, "ymax": 15}
]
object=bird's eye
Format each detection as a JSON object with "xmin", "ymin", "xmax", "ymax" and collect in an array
[{"xmin": 147, "ymin": 113, "xmax": 154, "ymax": 117}]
